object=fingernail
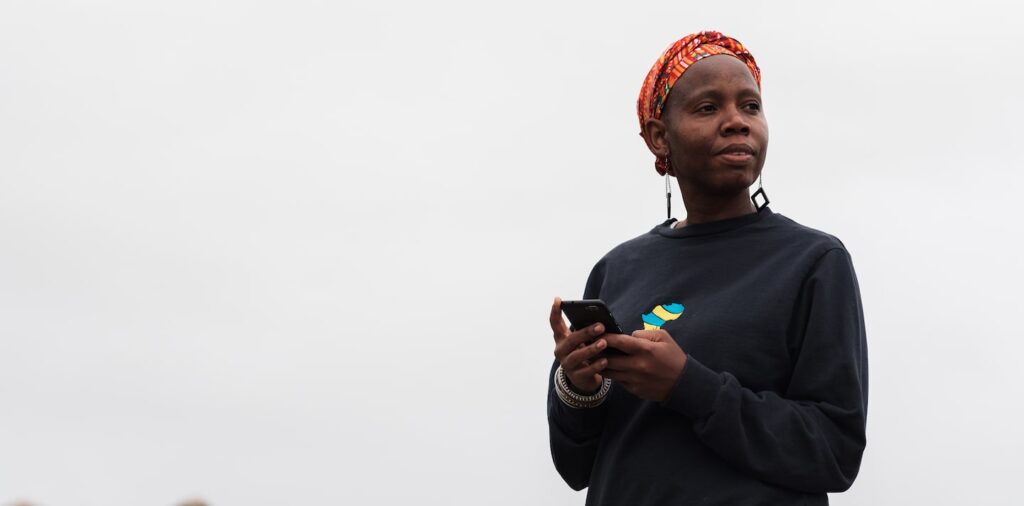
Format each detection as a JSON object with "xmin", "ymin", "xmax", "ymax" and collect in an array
[
  {"xmin": 594, "ymin": 324, "xmax": 604, "ymax": 334},
  {"xmin": 596, "ymin": 339, "xmax": 606, "ymax": 349}
]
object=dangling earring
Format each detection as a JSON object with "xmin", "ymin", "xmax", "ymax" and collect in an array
[
  {"xmin": 664, "ymin": 154, "xmax": 672, "ymax": 220},
  {"xmin": 751, "ymin": 171, "xmax": 770, "ymax": 212},
  {"xmin": 665, "ymin": 172, "xmax": 672, "ymax": 220}
]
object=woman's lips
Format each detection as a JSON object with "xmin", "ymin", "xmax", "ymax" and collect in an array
[{"xmin": 717, "ymin": 152, "xmax": 754, "ymax": 164}]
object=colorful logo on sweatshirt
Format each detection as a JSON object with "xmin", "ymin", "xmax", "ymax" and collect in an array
[{"xmin": 641, "ymin": 303, "xmax": 684, "ymax": 330}]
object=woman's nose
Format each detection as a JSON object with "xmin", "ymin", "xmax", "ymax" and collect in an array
[{"xmin": 720, "ymin": 106, "xmax": 750, "ymax": 135}]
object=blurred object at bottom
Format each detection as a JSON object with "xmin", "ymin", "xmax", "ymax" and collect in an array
[{"xmin": 177, "ymin": 499, "xmax": 209, "ymax": 506}]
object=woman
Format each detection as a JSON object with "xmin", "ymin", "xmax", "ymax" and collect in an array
[{"xmin": 547, "ymin": 31, "xmax": 868, "ymax": 505}]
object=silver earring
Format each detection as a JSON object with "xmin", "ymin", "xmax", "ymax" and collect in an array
[
  {"xmin": 665, "ymin": 172, "xmax": 672, "ymax": 220},
  {"xmin": 751, "ymin": 172, "xmax": 770, "ymax": 212},
  {"xmin": 664, "ymin": 153, "xmax": 673, "ymax": 220}
]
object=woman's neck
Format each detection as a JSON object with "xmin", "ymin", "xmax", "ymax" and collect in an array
[{"xmin": 675, "ymin": 191, "xmax": 756, "ymax": 227}]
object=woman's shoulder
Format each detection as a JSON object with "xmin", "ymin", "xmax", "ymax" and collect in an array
[
  {"xmin": 597, "ymin": 226, "xmax": 667, "ymax": 263},
  {"xmin": 764, "ymin": 212, "xmax": 849, "ymax": 255}
]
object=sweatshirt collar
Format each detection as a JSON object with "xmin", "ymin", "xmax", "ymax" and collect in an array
[{"xmin": 654, "ymin": 206, "xmax": 773, "ymax": 239}]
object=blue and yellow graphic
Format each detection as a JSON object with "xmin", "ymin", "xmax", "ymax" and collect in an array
[{"xmin": 641, "ymin": 303, "xmax": 685, "ymax": 330}]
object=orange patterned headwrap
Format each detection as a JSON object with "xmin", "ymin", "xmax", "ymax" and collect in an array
[{"xmin": 637, "ymin": 30, "xmax": 761, "ymax": 175}]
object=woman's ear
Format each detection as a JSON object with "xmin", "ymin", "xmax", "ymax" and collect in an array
[
  {"xmin": 642, "ymin": 117, "xmax": 675, "ymax": 176},
  {"xmin": 642, "ymin": 117, "xmax": 670, "ymax": 159},
  {"xmin": 638, "ymin": 117, "xmax": 671, "ymax": 176}
]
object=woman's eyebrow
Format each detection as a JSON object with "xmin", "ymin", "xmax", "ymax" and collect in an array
[
  {"xmin": 679, "ymin": 87, "xmax": 722, "ymax": 103},
  {"xmin": 680, "ymin": 86, "xmax": 761, "ymax": 103},
  {"xmin": 736, "ymin": 87, "xmax": 762, "ymax": 99}
]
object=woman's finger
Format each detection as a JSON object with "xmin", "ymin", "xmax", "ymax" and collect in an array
[
  {"xmin": 550, "ymin": 297, "xmax": 569, "ymax": 340},
  {"xmin": 563, "ymin": 338, "xmax": 607, "ymax": 370},
  {"xmin": 603, "ymin": 354, "xmax": 642, "ymax": 373},
  {"xmin": 554, "ymin": 323, "xmax": 605, "ymax": 360},
  {"xmin": 567, "ymin": 361, "xmax": 608, "ymax": 393},
  {"xmin": 603, "ymin": 332, "xmax": 651, "ymax": 355},
  {"xmin": 602, "ymin": 368, "xmax": 636, "ymax": 385},
  {"xmin": 570, "ymin": 358, "xmax": 608, "ymax": 382}
]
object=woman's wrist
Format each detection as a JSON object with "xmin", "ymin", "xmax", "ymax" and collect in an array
[
  {"xmin": 555, "ymin": 365, "xmax": 611, "ymax": 409},
  {"xmin": 566, "ymin": 376, "xmax": 600, "ymax": 395}
]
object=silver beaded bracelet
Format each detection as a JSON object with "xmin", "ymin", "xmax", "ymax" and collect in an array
[{"xmin": 554, "ymin": 365, "xmax": 612, "ymax": 409}]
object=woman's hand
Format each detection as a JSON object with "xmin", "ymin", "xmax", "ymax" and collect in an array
[
  {"xmin": 550, "ymin": 297, "xmax": 610, "ymax": 394},
  {"xmin": 602, "ymin": 330, "xmax": 688, "ymax": 403}
]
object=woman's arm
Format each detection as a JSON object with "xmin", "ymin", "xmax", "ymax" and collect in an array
[
  {"xmin": 661, "ymin": 247, "xmax": 868, "ymax": 493},
  {"xmin": 547, "ymin": 260, "xmax": 611, "ymax": 490},
  {"xmin": 547, "ymin": 358, "xmax": 609, "ymax": 490}
]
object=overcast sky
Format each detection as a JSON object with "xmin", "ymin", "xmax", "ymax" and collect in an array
[{"xmin": 1, "ymin": 1, "xmax": 1022, "ymax": 505}]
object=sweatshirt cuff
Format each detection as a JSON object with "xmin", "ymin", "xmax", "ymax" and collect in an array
[
  {"xmin": 548, "ymin": 383, "xmax": 608, "ymax": 440},
  {"xmin": 660, "ymin": 355, "xmax": 724, "ymax": 420}
]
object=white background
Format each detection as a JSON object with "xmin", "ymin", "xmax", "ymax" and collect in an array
[{"xmin": 1, "ymin": 1, "xmax": 1022, "ymax": 505}]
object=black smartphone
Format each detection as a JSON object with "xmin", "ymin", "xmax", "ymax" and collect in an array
[{"xmin": 560, "ymin": 299, "xmax": 626, "ymax": 356}]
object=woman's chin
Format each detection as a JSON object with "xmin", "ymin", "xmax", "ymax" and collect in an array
[{"xmin": 709, "ymin": 173, "xmax": 757, "ymax": 192}]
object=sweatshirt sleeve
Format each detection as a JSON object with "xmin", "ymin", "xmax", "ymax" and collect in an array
[
  {"xmin": 547, "ymin": 258, "xmax": 611, "ymax": 491},
  {"xmin": 660, "ymin": 247, "xmax": 869, "ymax": 493}
]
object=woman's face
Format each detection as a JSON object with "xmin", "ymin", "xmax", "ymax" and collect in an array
[{"xmin": 644, "ymin": 55, "xmax": 768, "ymax": 197}]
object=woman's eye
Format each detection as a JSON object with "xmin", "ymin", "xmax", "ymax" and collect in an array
[{"xmin": 697, "ymin": 104, "xmax": 716, "ymax": 113}]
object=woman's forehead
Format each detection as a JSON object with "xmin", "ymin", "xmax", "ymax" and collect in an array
[{"xmin": 666, "ymin": 56, "xmax": 761, "ymax": 109}]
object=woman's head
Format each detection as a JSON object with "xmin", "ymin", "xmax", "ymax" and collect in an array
[{"xmin": 637, "ymin": 32, "xmax": 767, "ymax": 199}]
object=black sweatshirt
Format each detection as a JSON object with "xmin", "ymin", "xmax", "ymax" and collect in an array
[{"xmin": 547, "ymin": 207, "xmax": 868, "ymax": 506}]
